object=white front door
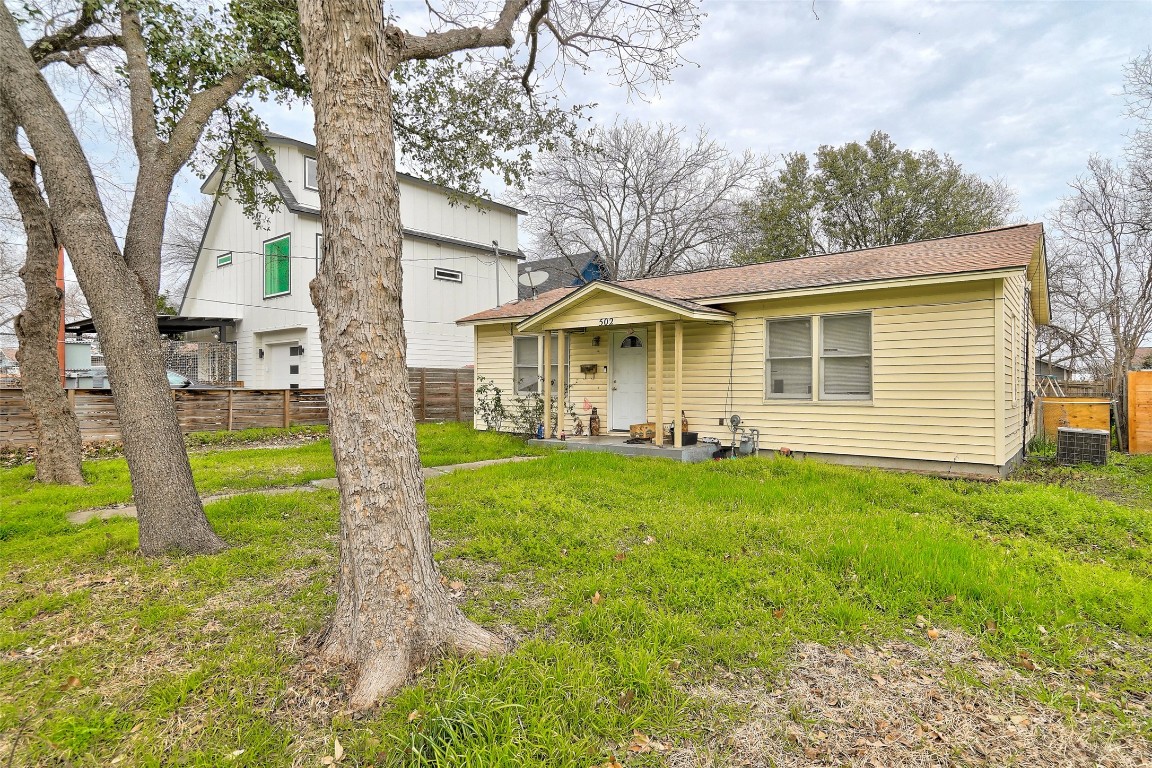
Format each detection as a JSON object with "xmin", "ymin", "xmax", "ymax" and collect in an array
[
  {"xmin": 610, "ymin": 329, "xmax": 648, "ymax": 430},
  {"xmin": 266, "ymin": 342, "xmax": 301, "ymax": 389}
]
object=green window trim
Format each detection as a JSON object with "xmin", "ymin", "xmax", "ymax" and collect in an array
[
  {"xmin": 216, "ymin": 251, "xmax": 233, "ymax": 268},
  {"xmin": 263, "ymin": 235, "xmax": 291, "ymax": 298}
]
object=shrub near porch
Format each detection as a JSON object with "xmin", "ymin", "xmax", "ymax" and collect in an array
[{"xmin": 0, "ymin": 445, "xmax": 1149, "ymax": 765}]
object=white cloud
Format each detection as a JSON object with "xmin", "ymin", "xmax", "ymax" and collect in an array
[{"xmin": 173, "ymin": 0, "xmax": 1152, "ymax": 225}]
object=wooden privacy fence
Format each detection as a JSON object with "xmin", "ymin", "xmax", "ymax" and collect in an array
[
  {"xmin": 0, "ymin": 367, "xmax": 474, "ymax": 447},
  {"xmin": 1129, "ymin": 371, "xmax": 1152, "ymax": 454}
]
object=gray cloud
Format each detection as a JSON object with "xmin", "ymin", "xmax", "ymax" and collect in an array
[{"xmin": 190, "ymin": 0, "xmax": 1152, "ymax": 223}]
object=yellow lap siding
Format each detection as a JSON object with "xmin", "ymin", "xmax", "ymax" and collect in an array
[
  {"xmin": 541, "ymin": 291, "xmax": 682, "ymax": 330},
  {"xmin": 648, "ymin": 281, "xmax": 1000, "ymax": 463},
  {"xmin": 472, "ymin": 276, "xmax": 1019, "ymax": 468}
]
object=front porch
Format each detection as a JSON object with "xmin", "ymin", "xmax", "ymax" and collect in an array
[
  {"xmin": 518, "ymin": 281, "xmax": 735, "ymax": 450},
  {"xmin": 528, "ymin": 433, "xmax": 717, "ymax": 463}
]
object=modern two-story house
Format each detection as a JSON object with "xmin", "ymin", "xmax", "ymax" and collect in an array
[{"xmin": 180, "ymin": 132, "xmax": 522, "ymax": 388}]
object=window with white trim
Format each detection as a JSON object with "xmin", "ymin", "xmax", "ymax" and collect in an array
[
  {"xmin": 513, "ymin": 333, "xmax": 571, "ymax": 395},
  {"xmin": 315, "ymin": 233, "xmax": 323, "ymax": 274},
  {"xmin": 304, "ymin": 156, "xmax": 318, "ymax": 190},
  {"xmin": 821, "ymin": 313, "xmax": 872, "ymax": 399},
  {"xmin": 514, "ymin": 336, "xmax": 540, "ymax": 394},
  {"xmin": 765, "ymin": 318, "xmax": 812, "ymax": 399},
  {"xmin": 434, "ymin": 267, "xmax": 463, "ymax": 283}
]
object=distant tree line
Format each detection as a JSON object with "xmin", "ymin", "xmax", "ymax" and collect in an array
[{"xmin": 521, "ymin": 126, "xmax": 1017, "ymax": 279}]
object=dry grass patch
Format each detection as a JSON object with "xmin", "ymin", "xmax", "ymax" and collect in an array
[{"xmin": 689, "ymin": 631, "xmax": 1152, "ymax": 767}]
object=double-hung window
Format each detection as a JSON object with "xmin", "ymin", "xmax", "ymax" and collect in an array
[
  {"xmin": 820, "ymin": 313, "xmax": 872, "ymax": 399},
  {"xmin": 513, "ymin": 333, "xmax": 572, "ymax": 395},
  {"xmin": 766, "ymin": 318, "xmax": 813, "ymax": 398},
  {"xmin": 263, "ymin": 235, "xmax": 291, "ymax": 298},
  {"xmin": 513, "ymin": 336, "xmax": 540, "ymax": 394}
]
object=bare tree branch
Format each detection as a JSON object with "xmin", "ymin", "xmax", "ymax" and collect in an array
[{"xmin": 516, "ymin": 118, "xmax": 766, "ymax": 279}]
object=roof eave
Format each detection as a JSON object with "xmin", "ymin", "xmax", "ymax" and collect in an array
[
  {"xmin": 515, "ymin": 280, "xmax": 732, "ymax": 334},
  {"xmin": 693, "ymin": 266, "xmax": 1031, "ymax": 307}
]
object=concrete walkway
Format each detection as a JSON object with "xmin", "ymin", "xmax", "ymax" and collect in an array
[{"xmin": 68, "ymin": 455, "xmax": 542, "ymax": 524}]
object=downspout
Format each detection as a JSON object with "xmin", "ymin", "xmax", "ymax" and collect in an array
[{"xmin": 1022, "ymin": 284, "xmax": 1031, "ymax": 461}]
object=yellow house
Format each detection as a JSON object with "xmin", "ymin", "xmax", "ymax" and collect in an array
[{"xmin": 458, "ymin": 224, "xmax": 1050, "ymax": 478}]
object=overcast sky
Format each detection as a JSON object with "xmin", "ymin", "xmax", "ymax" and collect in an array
[{"xmin": 207, "ymin": 0, "xmax": 1152, "ymax": 226}]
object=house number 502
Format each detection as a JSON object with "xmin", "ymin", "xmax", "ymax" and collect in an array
[{"xmin": 598, "ymin": 318, "xmax": 615, "ymax": 326}]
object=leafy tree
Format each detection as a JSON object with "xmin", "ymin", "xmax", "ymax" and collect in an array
[
  {"xmin": 0, "ymin": 0, "xmax": 304, "ymax": 552},
  {"xmin": 738, "ymin": 131, "xmax": 1017, "ymax": 262},
  {"xmin": 296, "ymin": 0, "xmax": 701, "ymax": 708}
]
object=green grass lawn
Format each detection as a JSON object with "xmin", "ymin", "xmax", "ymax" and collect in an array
[{"xmin": 1, "ymin": 435, "xmax": 1149, "ymax": 766}]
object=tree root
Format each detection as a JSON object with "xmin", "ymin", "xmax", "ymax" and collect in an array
[{"xmin": 344, "ymin": 617, "xmax": 506, "ymax": 711}]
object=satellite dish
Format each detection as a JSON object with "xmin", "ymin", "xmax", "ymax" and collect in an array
[{"xmin": 518, "ymin": 270, "xmax": 550, "ymax": 288}]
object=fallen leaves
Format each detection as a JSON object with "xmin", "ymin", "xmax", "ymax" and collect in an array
[
  {"xmin": 926, "ymin": 628, "xmax": 940, "ymax": 641},
  {"xmin": 320, "ymin": 736, "xmax": 343, "ymax": 765},
  {"xmin": 591, "ymin": 591, "xmax": 603, "ymax": 606},
  {"xmin": 613, "ymin": 552, "xmax": 626, "ymax": 562},
  {"xmin": 627, "ymin": 730, "xmax": 669, "ymax": 754},
  {"xmin": 58, "ymin": 675, "xmax": 82, "ymax": 692},
  {"xmin": 616, "ymin": 689, "xmax": 635, "ymax": 711}
]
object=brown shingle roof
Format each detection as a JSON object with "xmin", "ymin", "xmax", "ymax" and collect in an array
[{"xmin": 459, "ymin": 224, "xmax": 1044, "ymax": 324}]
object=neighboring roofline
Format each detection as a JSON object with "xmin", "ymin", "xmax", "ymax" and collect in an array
[
  {"xmin": 262, "ymin": 131, "xmax": 528, "ymax": 216},
  {"xmin": 255, "ymin": 151, "xmax": 523, "ymax": 259},
  {"xmin": 515, "ymin": 280, "xmax": 733, "ymax": 333}
]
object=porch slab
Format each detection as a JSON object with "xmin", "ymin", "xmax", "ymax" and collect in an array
[{"xmin": 528, "ymin": 434, "xmax": 717, "ymax": 463}]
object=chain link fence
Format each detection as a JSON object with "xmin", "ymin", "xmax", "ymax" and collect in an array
[{"xmin": 0, "ymin": 331, "xmax": 238, "ymax": 388}]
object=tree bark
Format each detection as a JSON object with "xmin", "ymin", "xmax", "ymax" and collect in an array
[
  {"xmin": 296, "ymin": 0, "xmax": 503, "ymax": 709},
  {"xmin": 0, "ymin": 6, "xmax": 225, "ymax": 554},
  {"xmin": 0, "ymin": 98, "xmax": 84, "ymax": 485}
]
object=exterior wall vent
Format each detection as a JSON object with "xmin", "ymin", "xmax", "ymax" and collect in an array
[{"xmin": 1056, "ymin": 427, "xmax": 1109, "ymax": 466}]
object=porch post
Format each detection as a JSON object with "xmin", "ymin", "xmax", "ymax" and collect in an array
[
  {"xmin": 557, "ymin": 329, "xmax": 567, "ymax": 436},
  {"xmin": 654, "ymin": 321, "xmax": 664, "ymax": 447},
  {"xmin": 674, "ymin": 320, "xmax": 683, "ymax": 449},
  {"xmin": 542, "ymin": 332, "xmax": 553, "ymax": 438}
]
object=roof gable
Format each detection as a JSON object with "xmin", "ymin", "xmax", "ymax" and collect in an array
[{"xmin": 516, "ymin": 281, "xmax": 732, "ymax": 332}]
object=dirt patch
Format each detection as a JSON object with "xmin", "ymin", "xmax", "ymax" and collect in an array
[
  {"xmin": 1012, "ymin": 460, "xmax": 1150, "ymax": 509},
  {"xmin": 687, "ymin": 631, "xmax": 1151, "ymax": 767}
]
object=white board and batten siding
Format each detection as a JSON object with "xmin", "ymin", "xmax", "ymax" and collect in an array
[
  {"xmin": 181, "ymin": 135, "xmax": 520, "ymax": 388},
  {"xmin": 475, "ymin": 274, "xmax": 1036, "ymax": 474}
]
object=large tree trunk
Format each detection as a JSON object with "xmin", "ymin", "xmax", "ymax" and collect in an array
[
  {"xmin": 0, "ymin": 98, "xmax": 84, "ymax": 485},
  {"xmin": 0, "ymin": 8, "xmax": 225, "ymax": 554},
  {"xmin": 297, "ymin": 0, "xmax": 503, "ymax": 709}
]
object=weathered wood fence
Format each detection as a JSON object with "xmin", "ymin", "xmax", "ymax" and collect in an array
[{"xmin": 0, "ymin": 367, "xmax": 474, "ymax": 447}]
